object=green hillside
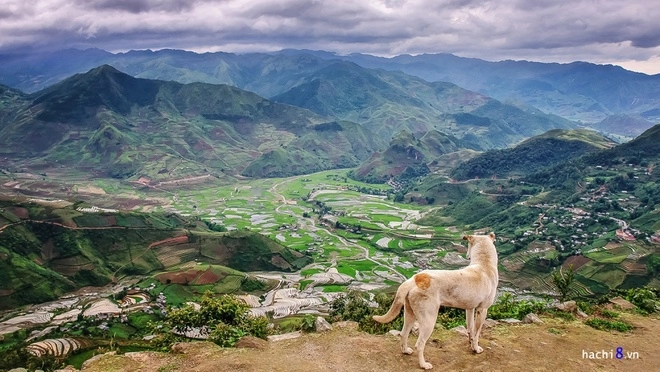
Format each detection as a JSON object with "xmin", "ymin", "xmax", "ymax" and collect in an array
[
  {"xmin": 0, "ymin": 199, "xmax": 310, "ymax": 310},
  {"xmin": 350, "ymin": 130, "xmax": 468, "ymax": 183},
  {"xmin": 272, "ymin": 61, "xmax": 576, "ymax": 146},
  {"xmin": 242, "ymin": 121, "xmax": 384, "ymax": 177},
  {"xmin": 414, "ymin": 126, "xmax": 660, "ymax": 293},
  {"xmin": 450, "ymin": 129, "xmax": 617, "ymax": 180},
  {"xmin": 0, "ymin": 65, "xmax": 383, "ymax": 180},
  {"xmin": 591, "ymin": 114, "xmax": 657, "ymax": 139}
]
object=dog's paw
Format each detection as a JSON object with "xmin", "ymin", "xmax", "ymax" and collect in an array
[
  {"xmin": 420, "ymin": 362, "xmax": 433, "ymax": 369},
  {"xmin": 473, "ymin": 345, "xmax": 484, "ymax": 354},
  {"xmin": 403, "ymin": 347, "xmax": 413, "ymax": 355}
]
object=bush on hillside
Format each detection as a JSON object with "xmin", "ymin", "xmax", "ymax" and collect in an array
[
  {"xmin": 156, "ymin": 292, "xmax": 270, "ymax": 348},
  {"xmin": 623, "ymin": 287, "xmax": 659, "ymax": 314},
  {"xmin": 330, "ymin": 290, "xmax": 403, "ymax": 334},
  {"xmin": 584, "ymin": 318, "xmax": 633, "ymax": 332},
  {"xmin": 552, "ymin": 265, "xmax": 575, "ymax": 301},
  {"xmin": 487, "ymin": 292, "xmax": 548, "ymax": 320}
]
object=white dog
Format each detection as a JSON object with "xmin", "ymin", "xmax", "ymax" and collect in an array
[{"xmin": 373, "ymin": 233, "xmax": 499, "ymax": 369}]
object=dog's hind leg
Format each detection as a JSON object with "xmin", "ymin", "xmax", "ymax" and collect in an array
[
  {"xmin": 471, "ymin": 307, "xmax": 488, "ymax": 354},
  {"xmin": 411, "ymin": 299, "xmax": 439, "ymax": 370},
  {"xmin": 400, "ymin": 297, "xmax": 416, "ymax": 355},
  {"xmin": 465, "ymin": 308, "xmax": 475, "ymax": 346},
  {"xmin": 414, "ymin": 312, "xmax": 437, "ymax": 369}
]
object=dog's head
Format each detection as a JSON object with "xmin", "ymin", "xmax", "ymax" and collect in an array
[{"xmin": 462, "ymin": 232, "xmax": 496, "ymax": 260}]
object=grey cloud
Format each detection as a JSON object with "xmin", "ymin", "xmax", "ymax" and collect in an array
[
  {"xmin": 86, "ymin": 0, "xmax": 199, "ymax": 13},
  {"xmin": 0, "ymin": 9, "xmax": 16, "ymax": 19},
  {"xmin": 0, "ymin": 0, "xmax": 659, "ymax": 73},
  {"xmin": 631, "ymin": 34, "xmax": 660, "ymax": 48}
]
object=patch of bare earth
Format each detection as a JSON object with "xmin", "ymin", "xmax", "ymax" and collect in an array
[
  {"xmin": 81, "ymin": 314, "xmax": 658, "ymax": 372},
  {"xmin": 155, "ymin": 269, "xmax": 202, "ymax": 285},
  {"xmin": 6, "ymin": 206, "xmax": 29, "ymax": 219},
  {"xmin": 563, "ymin": 255, "xmax": 592, "ymax": 270},
  {"xmin": 76, "ymin": 185, "xmax": 106, "ymax": 195},
  {"xmin": 192, "ymin": 268, "xmax": 223, "ymax": 285},
  {"xmin": 271, "ymin": 254, "xmax": 293, "ymax": 270}
]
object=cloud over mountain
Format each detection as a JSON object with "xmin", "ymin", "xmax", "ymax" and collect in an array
[{"xmin": 1, "ymin": 0, "xmax": 659, "ymax": 73}]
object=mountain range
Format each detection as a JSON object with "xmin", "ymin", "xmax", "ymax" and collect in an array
[
  {"xmin": 1, "ymin": 47, "xmax": 659, "ymax": 134},
  {"xmin": 0, "ymin": 62, "xmax": 577, "ymax": 180},
  {"xmin": 0, "ymin": 65, "xmax": 383, "ymax": 180}
]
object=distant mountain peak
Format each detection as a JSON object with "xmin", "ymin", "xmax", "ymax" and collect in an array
[{"xmin": 30, "ymin": 65, "xmax": 162, "ymax": 121}]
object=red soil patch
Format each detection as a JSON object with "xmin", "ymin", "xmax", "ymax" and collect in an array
[
  {"xmin": 193, "ymin": 140, "xmax": 213, "ymax": 151},
  {"xmin": 270, "ymin": 254, "xmax": 292, "ymax": 270},
  {"xmin": 103, "ymin": 197, "xmax": 160, "ymax": 210},
  {"xmin": 50, "ymin": 262, "xmax": 95, "ymax": 276},
  {"xmin": 562, "ymin": 255, "xmax": 591, "ymax": 270},
  {"xmin": 156, "ymin": 269, "xmax": 202, "ymax": 284},
  {"xmin": 148, "ymin": 235, "xmax": 189, "ymax": 248},
  {"xmin": 192, "ymin": 268, "xmax": 224, "ymax": 285},
  {"xmin": 106, "ymin": 216, "xmax": 117, "ymax": 226},
  {"xmin": 620, "ymin": 260, "xmax": 647, "ymax": 274},
  {"xmin": 6, "ymin": 207, "xmax": 29, "ymax": 219}
]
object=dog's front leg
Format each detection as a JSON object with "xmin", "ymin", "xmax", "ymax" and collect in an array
[
  {"xmin": 471, "ymin": 307, "xmax": 488, "ymax": 354},
  {"xmin": 465, "ymin": 308, "xmax": 475, "ymax": 346}
]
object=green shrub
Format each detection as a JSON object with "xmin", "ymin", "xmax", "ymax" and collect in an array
[
  {"xmin": 329, "ymin": 291, "xmax": 403, "ymax": 334},
  {"xmin": 624, "ymin": 288, "xmax": 658, "ymax": 314},
  {"xmin": 552, "ymin": 265, "xmax": 575, "ymax": 301},
  {"xmin": 488, "ymin": 292, "xmax": 548, "ymax": 320},
  {"xmin": 599, "ymin": 309, "xmax": 619, "ymax": 319},
  {"xmin": 577, "ymin": 300, "xmax": 595, "ymax": 315},
  {"xmin": 210, "ymin": 323, "xmax": 246, "ymax": 347},
  {"xmin": 436, "ymin": 307, "xmax": 465, "ymax": 329},
  {"xmin": 161, "ymin": 292, "xmax": 270, "ymax": 348},
  {"xmin": 547, "ymin": 309, "xmax": 576, "ymax": 322},
  {"xmin": 585, "ymin": 318, "xmax": 633, "ymax": 332},
  {"xmin": 300, "ymin": 314, "xmax": 316, "ymax": 332}
]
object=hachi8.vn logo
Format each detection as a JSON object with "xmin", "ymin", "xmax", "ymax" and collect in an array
[{"xmin": 582, "ymin": 347, "xmax": 639, "ymax": 360}]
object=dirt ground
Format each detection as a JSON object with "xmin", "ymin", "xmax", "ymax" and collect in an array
[{"xmin": 82, "ymin": 313, "xmax": 659, "ymax": 372}]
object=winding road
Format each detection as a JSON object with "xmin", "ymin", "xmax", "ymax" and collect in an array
[{"xmin": 268, "ymin": 178, "xmax": 406, "ymax": 282}]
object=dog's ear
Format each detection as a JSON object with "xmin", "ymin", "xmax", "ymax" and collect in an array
[
  {"xmin": 462, "ymin": 235, "xmax": 472, "ymax": 242},
  {"xmin": 488, "ymin": 232, "xmax": 496, "ymax": 241}
]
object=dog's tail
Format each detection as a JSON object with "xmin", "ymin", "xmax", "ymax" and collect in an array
[{"xmin": 372, "ymin": 279, "xmax": 415, "ymax": 324}]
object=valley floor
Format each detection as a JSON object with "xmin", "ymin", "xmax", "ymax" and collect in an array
[{"xmin": 82, "ymin": 313, "xmax": 658, "ymax": 372}]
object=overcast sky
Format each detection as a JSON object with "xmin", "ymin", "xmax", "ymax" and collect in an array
[{"xmin": 2, "ymin": 0, "xmax": 659, "ymax": 74}]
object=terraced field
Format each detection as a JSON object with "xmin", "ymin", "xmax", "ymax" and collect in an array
[{"xmin": 27, "ymin": 338, "xmax": 90, "ymax": 357}]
